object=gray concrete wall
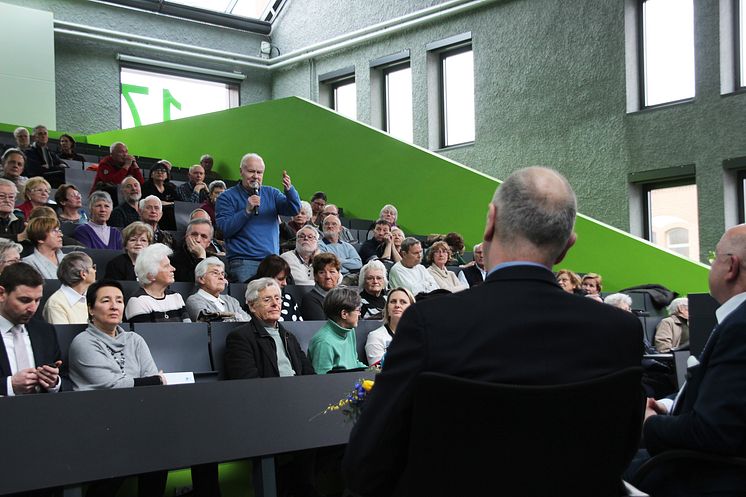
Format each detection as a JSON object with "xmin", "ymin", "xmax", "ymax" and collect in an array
[
  {"xmin": 0, "ymin": 0, "xmax": 271, "ymax": 134},
  {"xmin": 269, "ymin": 0, "xmax": 746, "ymax": 262}
]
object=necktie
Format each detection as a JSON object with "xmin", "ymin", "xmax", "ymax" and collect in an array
[
  {"xmin": 11, "ymin": 325, "xmax": 31, "ymax": 371},
  {"xmin": 41, "ymin": 147, "xmax": 52, "ymax": 169}
]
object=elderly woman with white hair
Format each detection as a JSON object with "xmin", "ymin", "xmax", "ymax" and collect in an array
[
  {"xmin": 125, "ymin": 243, "xmax": 190, "ymax": 323},
  {"xmin": 73, "ymin": 191, "xmax": 123, "ymax": 249},
  {"xmin": 358, "ymin": 259, "xmax": 388, "ymax": 320},
  {"xmin": 225, "ymin": 277, "xmax": 315, "ymax": 379},
  {"xmin": 280, "ymin": 200, "xmax": 313, "ymax": 251},
  {"xmin": 186, "ymin": 257, "xmax": 251, "ymax": 322},
  {"xmin": 0, "ymin": 238, "xmax": 22, "ymax": 274},
  {"xmin": 654, "ymin": 297, "xmax": 689, "ymax": 352},
  {"xmin": 43, "ymin": 251, "xmax": 96, "ymax": 324},
  {"xmin": 604, "ymin": 293, "xmax": 633, "ymax": 312}
]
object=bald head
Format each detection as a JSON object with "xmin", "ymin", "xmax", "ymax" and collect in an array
[
  {"xmin": 485, "ymin": 167, "xmax": 577, "ymax": 268},
  {"xmin": 709, "ymin": 224, "xmax": 746, "ymax": 303}
]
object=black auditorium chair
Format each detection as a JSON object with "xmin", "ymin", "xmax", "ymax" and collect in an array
[
  {"xmin": 36, "ymin": 279, "xmax": 62, "ymax": 318},
  {"xmin": 169, "ymin": 281, "xmax": 197, "ymax": 299},
  {"xmin": 86, "ymin": 249, "xmax": 126, "ymax": 275},
  {"xmin": 131, "ymin": 322, "xmax": 213, "ymax": 375},
  {"xmin": 281, "ymin": 320, "xmax": 326, "ymax": 354},
  {"xmin": 354, "ymin": 320, "xmax": 383, "ymax": 365},
  {"xmin": 208, "ymin": 321, "xmax": 245, "ymax": 380},
  {"xmin": 401, "ymin": 367, "xmax": 646, "ymax": 497}
]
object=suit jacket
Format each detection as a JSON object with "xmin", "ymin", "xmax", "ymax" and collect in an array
[
  {"xmin": 342, "ymin": 264, "xmax": 643, "ymax": 496},
  {"xmin": 460, "ymin": 264, "xmax": 485, "ymax": 287},
  {"xmin": 224, "ymin": 317, "xmax": 315, "ymax": 379},
  {"xmin": 24, "ymin": 143, "xmax": 64, "ymax": 178},
  {"xmin": 0, "ymin": 318, "xmax": 69, "ymax": 395}
]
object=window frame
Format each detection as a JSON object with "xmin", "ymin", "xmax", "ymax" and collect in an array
[
  {"xmin": 637, "ymin": 0, "xmax": 696, "ymax": 109},
  {"xmin": 438, "ymin": 42, "xmax": 475, "ymax": 149},
  {"xmin": 735, "ymin": 0, "xmax": 746, "ymax": 90},
  {"xmin": 641, "ymin": 177, "xmax": 697, "ymax": 244},
  {"xmin": 737, "ymin": 169, "xmax": 746, "ymax": 223},
  {"xmin": 330, "ymin": 76, "xmax": 357, "ymax": 119},
  {"xmin": 382, "ymin": 60, "xmax": 413, "ymax": 139}
]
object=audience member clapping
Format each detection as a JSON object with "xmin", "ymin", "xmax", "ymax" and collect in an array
[
  {"xmin": 56, "ymin": 134, "xmax": 85, "ymax": 162},
  {"xmin": 388, "ymin": 237, "xmax": 439, "ymax": 297},
  {"xmin": 301, "ymin": 253, "xmax": 341, "ymax": 321},
  {"xmin": 73, "ymin": 191, "xmax": 122, "ymax": 249},
  {"xmin": 308, "ymin": 287, "xmax": 367, "ymax": 374},
  {"xmin": 55, "ymin": 184, "xmax": 88, "ymax": 225},
  {"xmin": 0, "ymin": 148, "xmax": 28, "ymax": 197},
  {"xmin": 142, "ymin": 161, "xmax": 178, "ymax": 204},
  {"xmin": 199, "ymin": 180, "xmax": 225, "ymax": 225},
  {"xmin": 186, "ymin": 257, "xmax": 250, "ymax": 322},
  {"xmin": 358, "ymin": 219, "xmax": 401, "ymax": 263},
  {"xmin": 556, "ymin": 269, "xmax": 583, "ymax": 295},
  {"xmin": 604, "ymin": 292, "xmax": 632, "ymax": 312},
  {"xmin": 17, "ymin": 177, "xmax": 51, "ymax": 220},
  {"xmin": 177, "ymin": 164, "xmax": 209, "ymax": 203},
  {"xmin": 104, "ymin": 221, "xmax": 152, "ymax": 281},
  {"xmin": 365, "ymin": 287, "xmax": 415, "ymax": 366},
  {"xmin": 0, "ymin": 178, "xmax": 24, "ymax": 241},
  {"xmin": 426, "ymin": 240, "xmax": 467, "ymax": 292},
  {"xmin": 43, "ymin": 252, "xmax": 96, "ymax": 324},
  {"xmin": 109, "ymin": 176, "xmax": 142, "ymax": 228},
  {"xmin": 0, "ymin": 239, "xmax": 22, "ymax": 274},
  {"xmin": 171, "ymin": 218, "xmax": 214, "ymax": 282},
  {"xmin": 22, "ymin": 216, "xmax": 64, "ymax": 279},
  {"xmin": 252, "ymin": 255, "xmax": 303, "ymax": 321},
  {"xmin": 358, "ymin": 260, "xmax": 387, "ymax": 320},
  {"xmin": 280, "ymin": 225, "xmax": 319, "ymax": 286},
  {"xmin": 139, "ymin": 195, "xmax": 174, "ymax": 248},
  {"xmin": 125, "ymin": 243, "xmax": 190, "ymax": 323},
  {"xmin": 654, "ymin": 297, "xmax": 688, "ymax": 352},
  {"xmin": 581, "ymin": 272, "xmax": 603, "ymax": 302},
  {"xmin": 319, "ymin": 214, "xmax": 362, "ymax": 275}
]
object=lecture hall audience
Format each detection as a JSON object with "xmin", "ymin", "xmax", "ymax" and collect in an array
[
  {"xmin": 22, "ymin": 216, "xmax": 64, "ymax": 279},
  {"xmin": 318, "ymin": 214, "xmax": 362, "ymax": 275},
  {"xmin": 73, "ymin": 191, "xmax": 123, "ymax": 250},
  {"xmin": 358, "ymin": 219, "xmax": 401, "ymax": 263},
  {"xmin": 0, "ymin": 238, "xmax": 22, "ymax": 274},
  {"xmin": 310, "ymin": 191, "xmax": 327, "ymax": 226},
  {"xmin": 17, "ymin": 176, "xmax": 51, "ymax": 220},
  {"xmin": 280, "ymin": 225, "xmax": 319, "ymax": 286},
  {"xmin": 556, "ymin": 269, "xmax": 583, "ymax": 295},
  {"xmin": 654, "ymin": 297, "xmax": 689, "ymax": 352},
  {"xmin": 358, "ymin": 259, "xmax": 388, "ymax": 320},
  {"xmin": 55, "ymin": 184, "xmax": 88, "ymax": 225},
  {"xmin": 0, "ymin": 148, "xmax": 28, "ymax": 197},
  {"xmin": 388, "ymin": 237, "xmax": 439, "ymax": 297},
  {"xmin": 365, "ymin": 287, "xmax": 415, "ymax": 366},
  {"xmin": 92, "ymin": 141, "xmax": 144, "ymax": 193},
  {"xmin": 426, "ymin": 240, "xmax": 467, "ymax": 293},
  {"xmin": 142, "ymin": 161, "xmax": 178, "ymax": 204},
  {"xmin": 176, "ymin": 164, "xmax": 209, "ymax": 203},
  {"xmin": 43, "ymin": 251, "xmax": 96, "ymax": 324},
  {"xmin": 199, "ymin": 179, "xmax": 226, "ymax": 226},
  {"xmin": 301, "ymin": 252, "xmax": 342, "ymax": 321},
  {"xmin": 56, "ymin": 133, "xmax": 86, "ymax": 162},
  {"xmin": 0, "ymin": 178, "xmax": 24, "ymax": 241},
  {"xmin": 582, "ymin": 272, "xmax": 603, "ymax": 302},
  {"xmin": 109, "ymin": 176, "xmax": 142, "ymax": 228},
  {"xmin": 185, "ymin": 257, "xmax": 251, "ymax": 322},
  {"xmin": 104, "ymin": 221, "xmax": 152, "ymax": 281},
  {"xmin": 458, "ymin": 242, "xmax": 486, "ymax": 287},
  {"xmin": 251, "ymin": 254, "xmax": 303, "ymax": 322},
  {"xmin": 139, "ymin": 195, "xmax": 174, "ymax": 248},
  {"xmin": 170, "ymin": 218, "xmax": 215, "ymax": 282}
]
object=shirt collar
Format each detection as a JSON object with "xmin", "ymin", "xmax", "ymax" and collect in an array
[
  {"xmin": 197, "ymin": 288, "xmax": 223, "ymax": 304},
  {"xmin": 715, "ymin": 291, "xmax": 746, "ymax": 323},
  {"xmin": 0, "ymin": 313, "xmax": 22, "ymax": 335},
  {"xmin": 61, "ymin": 285, "xmax": 86, "ymax": 307},
  {"xmin": 486, "ymin": 261, "xmax": 549, "ymax": 277}
]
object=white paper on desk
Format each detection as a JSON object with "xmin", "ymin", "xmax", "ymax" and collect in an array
[{"xmin": 163, "ymin": 372, "xmax": 195, "ymax": 385}]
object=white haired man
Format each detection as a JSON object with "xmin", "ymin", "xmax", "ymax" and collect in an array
[
  {"xmin": 176, "ymin": 164, "xmax": 209, "ymax": 203},
  {"xmin": 91, "ymin": 141, "xmax": 144, "ymax": 193}
]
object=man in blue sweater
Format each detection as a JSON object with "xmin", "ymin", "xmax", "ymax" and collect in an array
[{"xmin": 216, "ymin": 153, "xmax": 301, "ymax": 282}]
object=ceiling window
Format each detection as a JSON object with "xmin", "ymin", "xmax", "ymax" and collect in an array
[
  {"xmin": 640, "ymin": 0, "xmax": 695, "ymax": 107},
  {"xmin": 384, "ymin": 63, "xmax": 413, "ymax": 143}
]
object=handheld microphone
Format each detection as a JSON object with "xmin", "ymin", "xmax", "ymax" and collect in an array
[{"xmin": 250, "ymin": 181, "xmax": 260, "ymax": 216}]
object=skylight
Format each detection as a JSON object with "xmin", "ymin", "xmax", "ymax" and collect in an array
[{"xmin": 167, "ymin": 0, "xmax": 271, "ymax": 20}]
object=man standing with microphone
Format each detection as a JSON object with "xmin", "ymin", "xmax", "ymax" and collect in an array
[{"xmin": 217, "ymin": 153, "xmax": 301, "ymax": 283}]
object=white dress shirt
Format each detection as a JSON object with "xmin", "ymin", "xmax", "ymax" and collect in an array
[{"xmin": 0, "ymin": 314, "xmax": 60, "ymax": 395}]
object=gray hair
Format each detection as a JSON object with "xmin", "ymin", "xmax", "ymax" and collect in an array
[
  {"xmin": 492, "ymin": 167, "xmax": 576, "ymax": 262},
  {"xmin": 667, "ymin": 297, "xmax": 688, "ymax": 316},
  {"xmin": 400, "ymin": 237, "xmax": 421, "ymax": 254},
  {"xmin": 208, "ymin": 180, "xmax": 226, "ymax": 193},
  {"xmin": 240, "ymin": 153, "xmax": 263, "ymax": 169},
  {"xmin": 1, "ymin": 148, "xmax": 25, "ymax": 164},
  {"xmin": 121, "ymin": 175, "xmax": 139, "ymax": 187},
  {"xmin": 13, "ymin": 127, "xmax": 28, "ymax": 138},
  {"xmin": 139, "ymin": 194, "xmax": 162, "ymax": 211},
  {"xmin": 200, "ymin": 154, "xmax": 213, "ymax": 162},
  {"xmin": 190, "ymin": 208, "xmax": 211, "ymax": 220},
  {"xmin": 0, "ymin": 178, "xmax": 18, "ymax": 192},
  {"xmin": 299, "ymin": 200, "xmax": 313, "ymax": 219},
  {"xmin": 110, "ymin": 141, "xmax": 126, "ymax": 154},
  {"xmin": 380, "ymin": 204, "xmax": 398, "ymax": 219},
  {"xmin": 187, "ymin": 217, "xmax": 214, "ymax": 236},
  {"xmin": 0, "ymin": 239, "xmax": 22, "ymax": 260},
  {"xmin": 473, "ymin": 242, "xmax": 483, "ymax": 251},
  {"xmin": 323, "ymin": 287, "xmax": 362, "ymax": 322},
  {"xmin": 297, "ymin": 225, "xmax": 319, "ymax": 240},
  {"xmin": 87, "ymin": 190, "xmax": 113, "ymax": 211},
  {"xmin": 32, "ymin": 125, "xmax": 47, "ymax": 135},
  {"xmin": 189, "ymin": 164, "xmax": 204, "ymax": 173},
  {"xmin": 135, "ymin": 243, "xmax": 172, "ymax": 286},
  {"xmin": 358, "ymin": 259, "xmax": 388, "ymax": 289},
  {"xmin": 57, "ymin": 251, "xmax": 93, "ymax": 287},
  {"xmin": 245, "ymin": 277, "xmax": 281, "ymax": 304},
  {"xmin": 604, "ymin": 293, "xmax": 632, "ymax": 309},
  {"xmin": 195, "ymin": 256, "xmax": 224, "ymax": 282}
]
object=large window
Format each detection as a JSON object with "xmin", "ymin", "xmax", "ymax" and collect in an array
[
  {"xmin": 120, "ymin": 67, "xmax": 239, "ymax": 129},
  {"xmin": 384, "ymin": 63, "xmax": 413, "ymax": 143},
  {"xmin": 640, "ymin": 0, "xmax": 695, "ymax": 107},
  {"xmin": 441, "ymin": 46, "xmax": 475, "ymax": 147},
  {"xmin": 739, "ymin": 0, "xmax": 746, "ymax": 88},
  {"xmin": 332, "ymin": 78, "xmax": 357, "ymax": 120},
  {"xmin": 644, "ymin": 181, "xmax": 699, "ymax": 260}
]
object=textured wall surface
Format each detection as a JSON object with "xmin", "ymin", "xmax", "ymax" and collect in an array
[
  {"xmin": 0, "ymin": 0, "xmax": 271, "ymax": 134},
  {"xmin": 270, "ymin": 0, "xmax": 746, "ymax": 263}
]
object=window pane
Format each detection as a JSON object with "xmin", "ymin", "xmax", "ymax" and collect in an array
[
  {"xmin": 120, "ymin": 67, "xmax": 239, "ymax": 129},
  {"xmin": 334, "ymin": 80, "xmax": 357, "ymax": 120},
  {"xmin": 642, "ymin": 0, "xmax": 695, "ymax": 106},
  {"xmin": 385, "ymin": 65, "xmax": 413, "ymax": 143},
  {"xmin": 443, "ymin": 48, "xmax": 475, "ymax": 146},
  {"xmin": 648, "ymin": 183, "xmax": 699, "ymax": 260},
  {"xmin": 740, "ymin": 0, "xmax": 746, "ymax": 87}
]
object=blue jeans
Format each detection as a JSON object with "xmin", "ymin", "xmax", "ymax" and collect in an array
[{"xmin": 228, "ymin": 258, "xmax": 262, "ymax": 283}]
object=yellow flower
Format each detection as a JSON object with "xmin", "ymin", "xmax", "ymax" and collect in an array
[{"xmin": 362, "ymin": 380, "xmax": 375, "ymax": 392}]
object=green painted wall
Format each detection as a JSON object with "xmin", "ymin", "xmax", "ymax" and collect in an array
[{"xmin": 85, "ymin": 96, "xmax": 709, "ymax": 294}]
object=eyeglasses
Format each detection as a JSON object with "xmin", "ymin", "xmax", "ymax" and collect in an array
[
  {"xmin": 51, "ymin": 228, "xmax": 62, "ymax": 234},
  {"xmin": 0, "ymin": 194, "xmax": 16, "ymax": 202},
  {"xmin": 260, "ymin": 296, "xmax": 282, "ymax": 305},
  {"xmin": 29, "ymin": 188, "xmax": 50, "ymax": 194},
  {"xmin": 297, "ymin": 234, "xmax": 317, "ymax": 241},
  {"xmin": 206, "ymin": 270, "xmax": 226, "ymax": 278}
]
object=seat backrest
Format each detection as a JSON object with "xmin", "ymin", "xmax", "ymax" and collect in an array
[
  {"xmin": 173, "ymin": 201, "xmax": 198, "ymax": 232},
  {"xmin": 130, "ymin": 322, "xmax": 212, "ymax": 373},
  {"xmin": 673, "ymin": 349, "xmax": 691, "ymax": 389},
  {"xmin": 86, "ymin": 249, "xmax": 126, "ymax": 276},
  {"xmin": 36, "ymin": 279, "xmax": 63, "ymax": 318},
  {"xmin": 54, "ymin": 323, "xmax": 88, "ymax": 367},
  {"xmin": 403, "ymin": 367, "xmax": 645, "ymax": 497},
  {"xmin": 281, "ymin": 320, "xmax": 326, "ymax": 353},
  {"xmin": 355, "ymin": 320, "xmax": 383, "ymax": 364},
  {"xmin": 209, "ymin": 321, "xmax": 246, "ymax": 380}
]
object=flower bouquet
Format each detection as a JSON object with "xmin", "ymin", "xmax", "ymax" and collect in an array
[{"xmin": 312, "ymin": 379, "xmax": 374, "ymax": 423}]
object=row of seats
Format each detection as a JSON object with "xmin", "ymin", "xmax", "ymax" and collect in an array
[{"xmin": 54, "ymin": 320, "xmax": 384, "ymax": 381}]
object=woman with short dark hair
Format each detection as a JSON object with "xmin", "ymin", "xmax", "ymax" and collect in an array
[
  {"xmin": 55, "ymin": 184, "xmax": 88, "ymax": 225},
  {"xmin": 56, "ymin": 133, "xmax": 85, "ymax": 162},
  {"xmin": 301, "ymin": 252, "xmax": 340, "ymax": 321}
]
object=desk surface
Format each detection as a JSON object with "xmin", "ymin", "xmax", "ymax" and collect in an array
[{"xmin": 0, "ymin": 372, "xmax": 370, "ymax": 495}]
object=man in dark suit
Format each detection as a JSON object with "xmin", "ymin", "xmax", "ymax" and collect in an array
[
  {"xmin": 457, "ymin": 242, "xmax": 486, "ymax": 287},
  {"xmin": 24, "ymin": 125, "xmax": 65, "ymax": 186},
  {"xmin": 0, "ymin": 262, "xmax": 64, "ymax": 396},
  {"xmin": 639, "ymin": 224, "xmax": 746, "ymax": 496},
  {"xmin": 342, "ymin": 167, "xmax": 643, "ymax": 496}
]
